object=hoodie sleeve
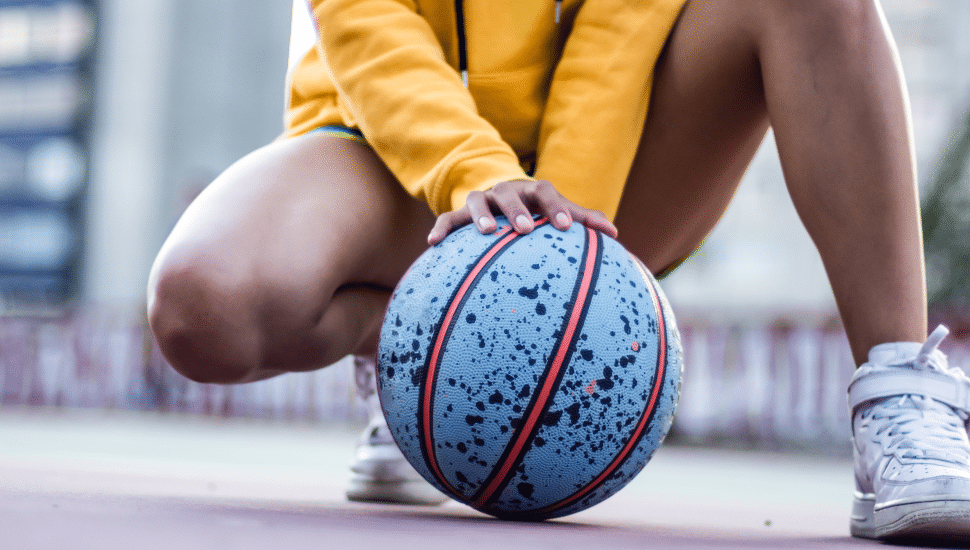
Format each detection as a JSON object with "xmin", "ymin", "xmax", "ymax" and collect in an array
[
  {"xmin": 532, "ymin": 0, "xmax": 686, "ymax": 221},
  {"xmin": 313, "ymin": 0, "xmax": 532, "ymax": 215}
]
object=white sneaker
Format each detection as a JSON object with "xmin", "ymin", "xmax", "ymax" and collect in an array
[
  {"xmin": 345, "ymin": 356, "xmax": 449, "ymax": 505},
  {"xmin": 849, "ymin": 325, "xmax": 970, "ymax": 541}
]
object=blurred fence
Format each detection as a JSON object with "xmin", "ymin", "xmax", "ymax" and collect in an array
[
  {"xmin": 2, "ymin": 309, "xmax": 969, "ymax": 454},
  {"xmin": 0, "ymin": 309, "xmax": 367, "ymax": 423},
  {"xmin": 675, "ymin": 322, "xmax": 854, "ymax": 452}
]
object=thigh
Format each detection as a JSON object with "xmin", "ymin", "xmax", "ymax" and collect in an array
[
  {"xmin": 148, "ymin": 131, "xmax": 436, "ymax": 378},
  {"xmin": 614, "ymin": 0, "xmax": 770, "ymax": 275},
  {"xmin": 155, "ymin": 132, "xmax": 434, "ymax": 288}
]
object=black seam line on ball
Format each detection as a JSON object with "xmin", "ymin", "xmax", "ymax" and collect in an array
[
  {"xmin": 472, "ymin": 227, "xmax": 602, "ymax": 510},
  {"xmin": 418, "ymin": 220, "xmax": 550, "ymax": 500},
  {"xmin": 522, "ymin": 253, "xmax": 669, "ymax": 519}
]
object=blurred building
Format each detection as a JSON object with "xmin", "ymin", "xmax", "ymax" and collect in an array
[
  {"xmin": 0, "ymin": 0, "xmax": 96, "ymax": 306},
  {"xmin": 80, "ymin": 0, "xmax": 291, "ymax": 308}
]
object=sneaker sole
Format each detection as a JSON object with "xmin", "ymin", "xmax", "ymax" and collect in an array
[
  {"xmin": 350, "ymin": 445, "xmax": 430, "ymax": 481},
  {"xmin": 853, "ymin": 493, "xmax": 970, "ymax": 541},
  {"xmin": 347, "ymin": 444, "xmax": 449, "ymax": 506},
  {"xmin": 849, "ymin": 492, "xmax": 876, "ymax": 539},
  {"xmin": 346, "ymin": 476, "xmax": 450, "ymax": 506}
]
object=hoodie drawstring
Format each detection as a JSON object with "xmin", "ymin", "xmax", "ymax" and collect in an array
[{"xmin": 455, "ymin": 0, "xmax": 469, "ymax": 87}]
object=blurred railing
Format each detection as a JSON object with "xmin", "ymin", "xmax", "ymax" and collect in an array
[
  {"xmin": 674, "ymin": 322, "xmax": 854, "ymax": 452},
  {"xmin": 0, "ymin": 309, "xmax": 367, "ymax": 422},
  {"xmin": 2, "ymin": 309, "xmax": 969, "ymax": 454}
]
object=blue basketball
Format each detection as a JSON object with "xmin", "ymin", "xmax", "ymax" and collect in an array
[{"xmin": 376, "ymin": 217, "xmax": 682, "ymax": 520}]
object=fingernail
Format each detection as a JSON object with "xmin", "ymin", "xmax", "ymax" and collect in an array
[
  {"xmin": 555, "ymin": 212, "xmax": 570, "ymax": 227},
  {"xmin": 515, "ymin": 214, "xmax": 532, "ymax": 229},
  {"xmin": 478, "ymin": 216, "xmax": 493, "ymax": 229}
]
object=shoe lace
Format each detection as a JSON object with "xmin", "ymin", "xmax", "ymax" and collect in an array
[{"xmin": 863, "ymin": 394, "xmax": 970, "ymax": 463}]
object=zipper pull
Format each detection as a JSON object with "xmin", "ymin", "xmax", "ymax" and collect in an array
[{"xmin": 554, "ymin": 0, "xmax": 562, "ymax": 23}]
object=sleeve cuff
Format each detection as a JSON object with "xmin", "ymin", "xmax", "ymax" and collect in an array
[{"xmin": 433, "ymin": 148, "xmax": 534, "ymax": 215}]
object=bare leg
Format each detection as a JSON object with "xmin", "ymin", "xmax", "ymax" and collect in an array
[
  {"xmin": 763, "ymin": 0, "xmax": 926, "ymax": 362},
  {"xmin": 147, "ymin": 133, "xmax": 436, "ymax": 383},
  {"xmin": 614, "ymin": 0, "xmax": 926, "ymax": 364}
]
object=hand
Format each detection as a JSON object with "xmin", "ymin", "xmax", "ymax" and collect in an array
[{"xmin": 427, "ymin": 179, "xmax": 618, "ymax": 245}]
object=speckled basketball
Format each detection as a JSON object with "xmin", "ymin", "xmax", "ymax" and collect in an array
[{"xmin": 376, "ymin": 217, "xmax": 682, "ymax": 520}]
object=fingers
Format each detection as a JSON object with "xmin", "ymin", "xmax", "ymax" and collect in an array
[
  {"xmin": 571, "ymin": 206, "xmax": 618, "ymax": 239},
  {"xmin": 464, "ymin": 191, "xmax": 497, "ymax": 234},
  {"xmin": 509, "ymin": 180, "xmax": 617, "ymax": 239},
  {"xmin": 524, "ymin": 180, "xmax": 618, "ymax": 238},
  {"xmin": 428, "ymin": 179, "xmax": 619, "ymax": 246},
  {"xmin": 530, "ymin": 180, "xmax": 573, "ymax": 231},
  {"xmin": 489, "ymin": 181, "xmax": 536, "ymax": 234},
  {"xmin": 427, "ymin": 191, "xmax": 498, "ymax": 245},
  {"xmin": 427, "ymin": 209, "xmax": 470, "ymax": 245}
]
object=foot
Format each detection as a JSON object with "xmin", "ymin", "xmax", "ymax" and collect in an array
[
  {"xmin": 346, "ymin": 356, "xmax": 449, "ymax": 506},
  {"xmin": 849, "ymin": 325, "xmax": 970, "ymax": 541}
]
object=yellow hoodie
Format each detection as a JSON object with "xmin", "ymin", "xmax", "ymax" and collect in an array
[{"xmin": 285, "ymin": 0, "xmax": 686, "ymax": 219}]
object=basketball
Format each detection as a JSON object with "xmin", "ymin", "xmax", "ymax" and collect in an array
[{"xmin": 376, "ymin": 216, "xmax": 683, "ymax": 520}]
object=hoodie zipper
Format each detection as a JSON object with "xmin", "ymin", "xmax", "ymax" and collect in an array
[{"xmin": 454, "ymin": 1, "xmax": 562, "ymax": 88}]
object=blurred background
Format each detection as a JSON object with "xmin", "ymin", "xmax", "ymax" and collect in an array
[{"xmin": 0, "ymin": 0, "xmax": 968, "ymax": 456}]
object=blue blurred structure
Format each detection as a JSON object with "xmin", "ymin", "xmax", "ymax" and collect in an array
[{"xmin": 0, "ymin": 0, "xmax": 97, "ymax": 306}]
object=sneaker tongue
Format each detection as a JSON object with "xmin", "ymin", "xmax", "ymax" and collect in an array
[{"xmin": 868, "ymin": 342, "xmax": 924, "ymax": 367}]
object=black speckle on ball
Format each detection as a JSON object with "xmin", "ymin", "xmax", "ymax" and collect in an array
[
  {"xmin": 566, "ymin": 402, "xmax": 582, "ymax": 425},
  {"xmin": 518, "ymin": 285, "xmax": 539, "ymax": 299},
  {"xmin": 542, "ymin": 409, "xmax": 563, "ymax": 426}
]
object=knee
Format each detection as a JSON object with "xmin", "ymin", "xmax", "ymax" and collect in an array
[{"xmin": 148, "ymin": 249, "xmax": 260, "ymax": 384}]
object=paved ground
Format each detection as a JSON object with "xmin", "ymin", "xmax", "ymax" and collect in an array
[{"xmin": 0, "ymin": 408, "xmax": 961, "ymax": 549}]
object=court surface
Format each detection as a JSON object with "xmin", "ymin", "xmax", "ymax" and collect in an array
[{"xmin": 0, "ymin": 408, "xmax": 962, "ymax": 549}]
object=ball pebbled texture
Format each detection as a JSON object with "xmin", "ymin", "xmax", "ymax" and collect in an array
[{"xmin": 377, "ymin": 217, "xmax": 682, "ymax": 520}]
